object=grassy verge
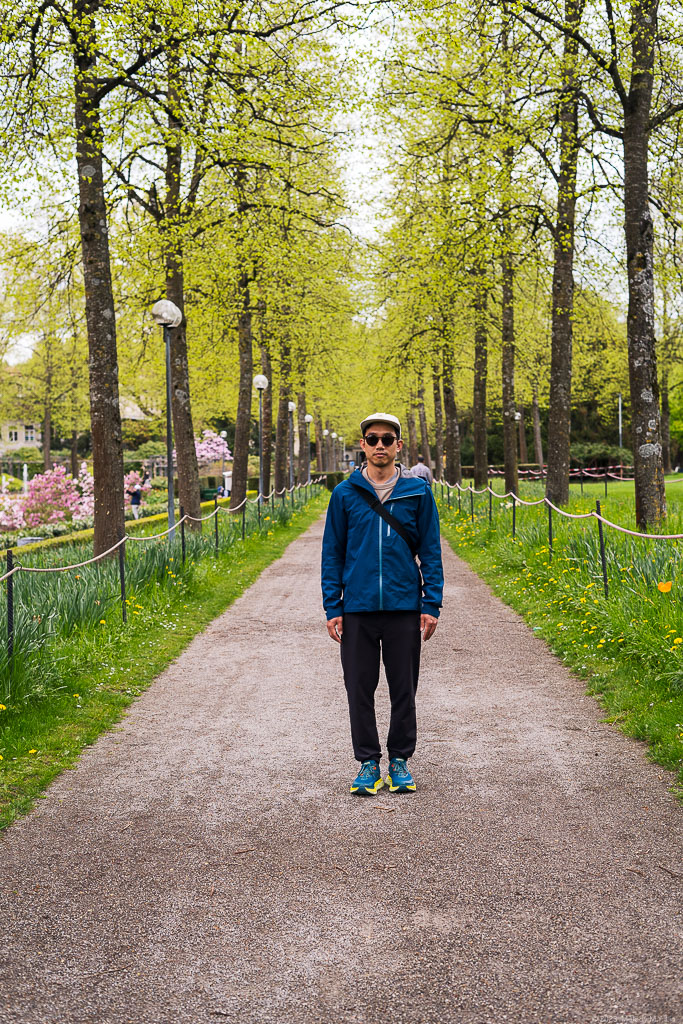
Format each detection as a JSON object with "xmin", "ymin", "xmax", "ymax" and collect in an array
[
  {"xmin": 0, "ymin": 493, "xmax": 328, "ymax": 829},
  {"xmin": 438, "ymin": 478, "xmax": 683, "ymax": 796}
]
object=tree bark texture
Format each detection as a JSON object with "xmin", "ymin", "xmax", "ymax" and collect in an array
[
  {"xmin": 315, "ymin": 409, "xmax": 324, "ymax": 472},
  {"xmin": 230, "ymin": 271, "xmax": 253, "ymax": 509},
  {"xmin": 258, "ymin": 328, "xmax": 273, "ymax": 497},
  {"xmin": 417, "ymin": 383, "xmax": 432, "ymax": 472},
  {"xmin": 71, "ymin": 430, "xmax": 79, "ymax": 479},
  {"xmin": 442, "ymin": 345, "xmax": 462, "ymax": 485},
  {"xmin": 532, "ymin": 386, "xmax": 544, "ymax": 471},
  {"xmin": 43, "ymin": 402, "xmax": 52, "ymax": 472},
  {"xmin": 501, "ymin": 230, "xmax": 518, "ymax": 494},
  {"xmin": 472, "ymin": 278, "xmax": 488, "ymax": 489},
  {"xmin": 432, "ymin": 362, "xmax": 444, "ymax": 481},
  {"xmin": 72, "ymin": 0, "xmax": 124, "ymax": 554},
  {"xmin": 517, "ymin": 406, "xmax": 528, "ymax": 464},
  {"xmin": 297, "ymin": 391, "xmax": 308, "ymax": 484},
  {"xmin": 407, "ymin": 406, "xmax": 418, "ymax": 467},
  {"xmin": 164, "ymin": 41, "xmax": 201, "ymax": 528},
  {"xmin": 623, "ymin": 0, "xmax": 666, "ymax": 527},
  {"xmin": 545, "ymin": 0, "xmax": 584, "ymax": 507},
  {"xmin": 274, "ymin": 340, "xmax": 291, "ymax": 494}
]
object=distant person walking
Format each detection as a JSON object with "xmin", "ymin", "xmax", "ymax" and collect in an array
[
  {"xmin": 127, "ymin": 483, "xmax": 142, "ymax": 519},
  {"xmin": 321, "ymin": 413, "xmax": 444, "ymax": 796},
  {"xmin": 411, "ymin": 454, "xmax": 433, "ymax": 485}
]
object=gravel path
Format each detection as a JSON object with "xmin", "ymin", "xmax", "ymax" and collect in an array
[{"xmin": 0, "ymin": 515, "xmax": 681, "ymax": 1024}]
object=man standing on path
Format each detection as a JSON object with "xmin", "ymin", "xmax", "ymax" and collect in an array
[
  {"xmin": 411, "ymin": 454, "xmax": 433, "ymax": 485},
  {"xmin": 321, "ymin": 413, "xmax": 443, "ymax": 796}
]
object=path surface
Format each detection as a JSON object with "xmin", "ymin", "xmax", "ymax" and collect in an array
[{"xmin": 0, "ymin": 516, "xmax": 681, "ymax": 1024}]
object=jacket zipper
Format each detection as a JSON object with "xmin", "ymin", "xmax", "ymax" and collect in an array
[{"xmin": 378, "ymin": 512, "xmax": 383, "ymax": 609}]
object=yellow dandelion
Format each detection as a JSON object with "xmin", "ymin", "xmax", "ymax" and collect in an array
[{"xmin": 657, "ymin": 581, "xmax": 672, "ymax": 593}]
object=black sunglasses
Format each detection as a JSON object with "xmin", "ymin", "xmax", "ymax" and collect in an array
[{"xmin": 364, "ymin": 432, "xmax": 398, "ymax": 447}]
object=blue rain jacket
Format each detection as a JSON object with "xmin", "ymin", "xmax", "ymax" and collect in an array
[{"xmin": 321, "ymin": 468, "xmax": 444, "ymax": 620}]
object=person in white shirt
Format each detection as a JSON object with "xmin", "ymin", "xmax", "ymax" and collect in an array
[{"xmin": 411, "ymin": 455, "xmax": 433, "ymax": 485}]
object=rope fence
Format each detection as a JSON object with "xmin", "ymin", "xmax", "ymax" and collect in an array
[
  {"xmin": 1, "ymin": 479, "xmax": 324, "ymax": 676},
  {"xmin": 437, "ymin": 478, "xmax": 683, "ymax": 602}
]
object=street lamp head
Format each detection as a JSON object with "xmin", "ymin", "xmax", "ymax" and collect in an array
[
  {"xmin": 220, "ymin": 430, "xmax": 227, "ymax": 438},
  {"xmin": 331, "ymin": 432, "xmax": 337, "ymax": 439},
  {"xmin": 151, "ymin": 299, "xmax": 182, "ymax": 328},
  {"xmin": 323, "ymin": 429, "xmax": 329, "ymax": 436},
  {"xmin": 304, "ymin": 414, "xmax": 313, "ymax": 424},
  {"xmin": 514, "ymin": 411, "xmax": 522, "ymax": 422},
  {"xmin": 288, "ymin": 401, "xmax": 296, "ymax": 413},
  {"xmin": 253, "ymin": 374, "xmax": 269, "ymax": 391}
]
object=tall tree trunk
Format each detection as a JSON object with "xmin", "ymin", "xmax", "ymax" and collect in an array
[
  {"xmin": 230, "ymin": 271, "xmax": 253, "ymax": 508},
  {"xmin": 623, "ymin": 0, "xmax": 666, "ymax": 527},
  {"xmin": 472, "ymin": 277, "xmax": 488, "ymax": 489},
  {"xmin": 297, "ymin": 391, "xmax": 308, "ymax": 483},
  {"xmin": 407, "ymin": 406, "xmax": 418, "ymax": 466},
  {"xmin": 432, "ymin": 361, "xmax": 444, "ymax": 481},
  {"xmin": 417, "ymin": 382, "xmax": 432, "ymax": 472},
  {"xmin": 274, "ymin": 339, "xmax": 291, "ymax": 493},
  {"xmin": 442, "ymin": 345, "xmax": 462, "ymax": 485},
  {"xmin": 325, "ymin": 419, "xmax": 333, "ymax": 472},
  {"xmin": 315, "ymin": 409, "xmax": 324, "ymax": 472},
  {"xmin": 545, "ymin": 0, "xmax": 584, "ymax": 507},
  {"xmin": 532, "ymin": 385, "xmax": 544, "ymax": 471},
  {"xmin": 501, "ymin": 27, "xmax": 518, "ymax": 496},
  {"xmin": 43, "ymin": 403, "xmax": 52, "ymax": 471},
  {"xmin": 71, "ymin": 429, "xmax": 79, "ymax": 479},
  {"xmin": 165, "ymin": 41, "xmax": 201, "ymax": 528},
  {"xmin": 517, "ymin": 405, "xmax": 528, "ymax": 464},
  {"xmin": 258, "ymin": 311, "xmax": 273, "ymax": 497},
  {"xmin": 661, "ymin": 368, "xmax": 671, "ymax": 476},
  {"xmin": 72, "ymin": 0, "xmax": 124, "ymax": 554},
  {"xmin": 501, "ymin": 236, "xmax": 517, "ymax": 494}
]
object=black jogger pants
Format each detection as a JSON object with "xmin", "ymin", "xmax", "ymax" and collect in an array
[{"xmin": 340, "ymin": 611, "xmax": 421, "ymax": 763}]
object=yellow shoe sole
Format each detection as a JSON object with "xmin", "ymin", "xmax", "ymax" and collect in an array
[
  {"xmin": 350, "ymin": 777, "xmax": 385, "ymax": 795},
  {"xmin": 386, "ymin": 775, "xmax": 416, "ymax": 793}
]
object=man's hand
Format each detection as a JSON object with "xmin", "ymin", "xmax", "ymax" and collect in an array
[
  {"xmin": 421, "ymin": 614, "xmax": 438, "ymax": 641},
  {"xmin": 327, "ymin": 616, "xmax": 344, "ymax": 643}
]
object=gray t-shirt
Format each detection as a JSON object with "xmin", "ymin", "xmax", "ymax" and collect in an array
[{"xmin": 362, "ymin": 466, "xmax": 399, "ymax": 504}]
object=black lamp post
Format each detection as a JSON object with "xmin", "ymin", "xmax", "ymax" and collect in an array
[{"xmin": 151, "ymin": 299, "xmax": 182, "ymax": 538}]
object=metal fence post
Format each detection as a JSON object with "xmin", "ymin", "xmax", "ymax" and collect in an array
[
  {"xmin": 242, "ymin": 502, "xmax": 246, "ymax": 541},
  {"xmin": 271, "ymin": 491, "xmax": 275, "ymax": 514},
  {"xmin": 180, "ymin": 505, "xmax": 186, "ymax": 565},
  {"xmin": 470, "ymin": 487, "xmax": 474, "ymax": 523},
  {"xmin": 488, "ymin": 488, "xmax": 492, "ymax": 525},
  {"xmin": 512, "ymin": 492, "xmax": 517, "ymax": 539},
  {"xmin": 118, "ymin": 533, "xmax": 127, "ymax": 623},
  {"xmin": 547, "ymin": 502, "xmax": 553, "ymax": 562},
  {"xmin": 214, "ymin": 496, "xmax": 219, "ymax": 554},
  {"xmin": 7, "ymin": 549, "xmax": 14, "ymax": 671},
  {"xmin": 604, "ymin": 468, "xmax": 608, "ymax": 498},
  {"xmin": 458, "ymin": 487, "xmax": 461, "ymax": 514},
  {"xmin": 580, "ymin": 466, "xmax": 584, "ymax": 496},
  {"xmin": 596, "ymin": 499, "xmax": 609, "ymax": 598}
]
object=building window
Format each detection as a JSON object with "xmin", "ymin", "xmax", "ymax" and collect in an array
[
  {"xmin": 24, "ymin": 425, "xmax": 34, "ymax": 442},
  {"xmin": 8, "ymin": 428, "xmax": 18, "ymax": 443}
]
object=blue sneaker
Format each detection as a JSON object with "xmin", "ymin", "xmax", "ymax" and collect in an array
[
  {"xmin": 386, "ymin": 758, "xmax": 416, "ymax": 793},
  {"xmin": 350, "ymin": 759, "xmax": 384, "ymax": 796}
]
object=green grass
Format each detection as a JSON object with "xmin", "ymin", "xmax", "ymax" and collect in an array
[
  {"xmin": 0, "ymin": 492, "xmax": 328, "ymax": 829},
  {"xmin": 438, "ymin": 477, "xmax": 683, "ymax": 797}
]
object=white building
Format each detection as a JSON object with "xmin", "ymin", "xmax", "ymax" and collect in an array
[{"xmin": 0, "ymin": 422, "xmax": 42, "ymax": 452}]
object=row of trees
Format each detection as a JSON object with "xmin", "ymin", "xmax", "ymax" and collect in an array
[
  {"xmin": 371, "ymin": 0, "xmax": 683, "ymax": 527},
  {"xmin": 0, "ymin": 0, "xmax": 376, "ymax": 552}
]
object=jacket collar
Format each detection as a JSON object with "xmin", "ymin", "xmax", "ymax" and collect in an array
[{"xmin": 348, "ymin": 466, "xmax": 425, "ymax": 496}]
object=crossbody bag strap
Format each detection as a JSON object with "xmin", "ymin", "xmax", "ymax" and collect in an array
[{"xmin": 356, "ymin": 486, "xmax": 418, "ymax": 560}]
